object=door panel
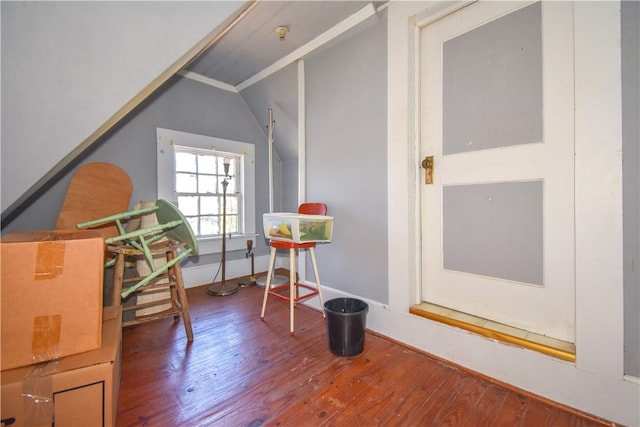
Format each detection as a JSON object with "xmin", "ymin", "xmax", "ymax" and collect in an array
[
  {"xmin": 442, "ymin": 3, "xmax": 543, "ymax": 155},
  {"xmin": 443, "ymin": 181, "xmax": 543, "ymax": 286}
]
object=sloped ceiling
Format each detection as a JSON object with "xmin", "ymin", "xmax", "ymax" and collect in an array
[
  {"xmin": 1, "ymin": 1, "xmax": 246, "ymax": 220},
  {"xmin": 184, "ymin": 1, "xmax": 372, "ymax": 86}
]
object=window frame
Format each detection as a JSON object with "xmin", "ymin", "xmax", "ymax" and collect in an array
[{"xmin": 157, "ymin": 127, "xmax": 256, "ymax": 255}]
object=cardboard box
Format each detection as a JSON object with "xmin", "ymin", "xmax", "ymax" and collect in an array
[
  {"xmin": 1, "ymin": 230, "xmax": 105, "ymax": 370},
  {"xmin": 1, "ymin": 306, "xmax": 122, "ymax": 427},
  {"xmin": 263, "ymin": 213, "xmax": 334, "ymax": 243}
]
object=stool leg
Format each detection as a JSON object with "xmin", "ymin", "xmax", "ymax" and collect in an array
[
  {"xmin": 289, "ymin": 248, "xmax": 296, "ymax": 336},
  {"xmin": 309, "ymin": 247, "xmax": 325, "ymax": 317},
  {"xmin": 168, "ymin": 249, "xmax": 194, "ymax": 342},
  {"xmin": 260, "ymin": 247, "xmax": 277, "ymax": 320},
  {"xmin": 111, "ymin": 252, "xmax": 125, "ymax": 306}
]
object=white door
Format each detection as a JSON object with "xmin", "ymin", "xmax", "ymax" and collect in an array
[{"xmin": 420, "ymin": 1, "xmax": 575, "ymax": 342}]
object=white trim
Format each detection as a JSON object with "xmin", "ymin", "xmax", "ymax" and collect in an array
[
  {"xmin": 197, "ymin": 233, "xmax": 259, "ymax": 256},
  {"xmin": 181, "ymin": 257, "xmax": 255, "ymax": 288},
  {"xmin": 236, "ymin": 3, "xmax": 376, "ymax": 91},
  {"xmin": 624, "ymin": 375, "xmax": 640, "ymax": 385},
  {"xmin": 297, "ymin": 59, "xmax": 308, "ymax": 281},
  {"xmin": 301, "ymin": 280, "xmax": 389, "ymax": 313},
  {"xmin": 177, "ymin": 70, "xmax": 238, "ymax": 93},
  {"xmin": 181, "ymin": 254, "xmax": 283, "ymax": 288},
  {"xmin": 574, "ymin": 1, "xmax": 624, "ymax": 378},
  {"xmin": 298, "ymin": 60, "xmax": 306, "ymax": 206}
]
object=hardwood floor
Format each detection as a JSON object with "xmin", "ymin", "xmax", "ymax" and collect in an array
[{"xmin": 116, "ymin": 281, "xmax": 614, "ymax": 426}]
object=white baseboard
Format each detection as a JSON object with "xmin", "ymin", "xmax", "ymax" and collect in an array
[
  {"xmin": 624, "ymin": 374, "xmax": 640, "ymax": 385},
  {"xmin": 181, "ymin": 254, "xmax": 285, "ymax": 288},
  {"xmin": 298, "ymin": 280, "xmax": 387, "ymax": 312}
]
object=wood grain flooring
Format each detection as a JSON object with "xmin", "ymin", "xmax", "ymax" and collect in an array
[{"xmin": 116, "ymin": 281, "xmax": 615, "ymax": 426}]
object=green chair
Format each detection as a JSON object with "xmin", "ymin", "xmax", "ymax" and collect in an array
[{"xmin": 77, "ymin": 199, "xmax": 198, "ymax": 341}]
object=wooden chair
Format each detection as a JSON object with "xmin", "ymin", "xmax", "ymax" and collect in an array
[
  {"xmin": 260, "ymin": 203, "xmax": 328, "ymax": 335},
  {"xmin": 78, "ymin": 200, "xmax": 198, "ymax": 341}
]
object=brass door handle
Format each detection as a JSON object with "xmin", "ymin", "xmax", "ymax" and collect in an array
[{"xmin": 421, "ymin": 156, "xmax": 434, "ymax": 184}]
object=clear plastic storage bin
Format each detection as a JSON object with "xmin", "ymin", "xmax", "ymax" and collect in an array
[{"xmin": 263, "ymin": 213, "xmax": 334, "ymax": 243}]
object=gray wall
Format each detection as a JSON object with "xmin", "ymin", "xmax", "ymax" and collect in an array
[
  {"xmin": 239, "ymin": 12, "xmax": 389, "ymax": 305},
  {"xmin": 240, "ymin": 62, "xmax": 299, "ymax": 214},
  {"xmin": 622, "ymin": 0, "xmax": 639, "ymax": 377},
  {"xmin": 3, "ymin": 76, "xmax": 272, "ymax": 264},
  {"xmin": 303, "ymin": 12, "xmax": 388, "ymax": 304}
]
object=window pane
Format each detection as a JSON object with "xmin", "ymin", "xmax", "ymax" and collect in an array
[
  {"xmin": 225, "ymin": 215, "xmax": 238, "ymax": 233},
  {"xmin": 200, "ymin": 216, "xmax": 219, "ymax": 235},
  {"xmin": 199, "ymin": 175, "xmax": 217, "ymax": 194},
  {"xmin": 176, "ymin": 152, "xmax": 196, "ymax": 172},
  {"xmin": 178, "ymin": 196, "xmax": 199, "ymax": 216},
  {"xmin": 226, "ymin": 177, "xmax": 237, "ymax": 194},
  {"xmin": 227, "ymin": 159, "xmax": 237, "ymax": 176},
  {"xmin": 186, "ymin": 217, "xmax": 199, "ymax": 235},
  {"xmin": 198, "ymin": 154, "xmax": 216, "ymax": 174},
  {"xmin": 226, "ymin": 196, "xmax": 238, "ymax": 214},
  {"xmin": 200, "ymin": 196, "xmax": 219, "ymax": 215},
  {"xmin": 173, "ymin": 149, "xmax": 245, "ymax": 238},
  {"xmin": 217, "ymin": 157, "xmax": 228, "ymax": 174},
  {"xmin": 176, "ymin": 173, "xmax": 197, "ymax": 193}
]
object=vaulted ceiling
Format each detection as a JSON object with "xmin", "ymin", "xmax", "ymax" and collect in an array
[{"xmin": 184, "ymin": 1, "xmax": 373, "ymax": 87}]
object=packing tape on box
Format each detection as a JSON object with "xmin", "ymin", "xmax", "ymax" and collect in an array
[
  {"xmin": 21, "ymin": 361, "xmax": 57, "ymax": 425},
  {"xmin": 34, "ymin": 241, "xmax": 65, "ymax": 280},
  {"xmin": 32, "ymin": 315, "xmax": 61, "ymax": 364}
]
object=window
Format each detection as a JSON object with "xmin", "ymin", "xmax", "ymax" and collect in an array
[
  {"xmin": 174, "ymin": 147, "xmax": 241, "ymax": 237},
  {"xmin": 157, "ymin": 128, "xmax": 255, "ymax": 255}
]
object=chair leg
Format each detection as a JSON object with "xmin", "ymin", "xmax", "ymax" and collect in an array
[
  {"xmin": 167, "ymin": 254, "xmax": 180, "ymax": 321},
  {"xmin": 166, "ymin": 249, "xmax": 179, "ymax": 319},
  {"xmin": 289, "ymin": 248, "xmax": 296, "ymax": 336},
  {"xmin": 309, "ymin": 247, "xmax": 325, "ymax": 317},
  {"xmin": 169, "ymin": 283, "xmax": 180, "ymax": 321},
  {"xmin": 260, "ymin": 247, "xmax": 277, "ymax": 320},
  {"xmin": 169, "ymin": 249, "xmax": 193, "ymax": 342},
  {"xmin": 111, "ymin": 252, "xmax": 125, "ymax": 307}
]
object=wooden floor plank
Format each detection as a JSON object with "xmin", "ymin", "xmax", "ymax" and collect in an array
[
  {"xmin": 376, "ymin": 361, "xmax": 455, "ymax": 426},
  {"xmin": 430, "ymin": 373, "xmax": 488, "ymax": 426},
  {"xmin": 521, "ymin": 398, "xmax": 558, "ymax": 427},
  {"xmin": 493, "ymin": 391, "xmax": 530, "ymax": 427},
  {"xmin": 116, "ymin": 282, "xmax": 614, "ymax": 426},
  {"xmin": 401, "ymin": 368, "xmax": 471, "ymax": 426},
  {"xmin": 459, "ymin": 383, "xmax": 509, "ymax": 426}
]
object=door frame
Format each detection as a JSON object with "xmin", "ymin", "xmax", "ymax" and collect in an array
[{"xmin": 387, "ymin": 0, "xmax": 624, "ymax": 377}]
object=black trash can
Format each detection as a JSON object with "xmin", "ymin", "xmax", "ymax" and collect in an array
[{"xmin": 324, "ymin": 298, "xmax": 369, "ymax": 357}]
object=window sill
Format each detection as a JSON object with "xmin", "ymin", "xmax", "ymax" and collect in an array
[{"xmin": 197, "ymin": 233, "xmax": 259, "ymax": 255}]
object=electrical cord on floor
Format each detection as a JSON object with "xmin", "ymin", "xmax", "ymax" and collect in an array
[{"xmin": 210, "ymin": 259, "xmax": 222, "ymax": 284}]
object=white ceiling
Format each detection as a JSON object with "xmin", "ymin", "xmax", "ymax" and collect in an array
[{"xmin": 184, "ymin": 1, "xmax": 374, "ymax": 87}]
